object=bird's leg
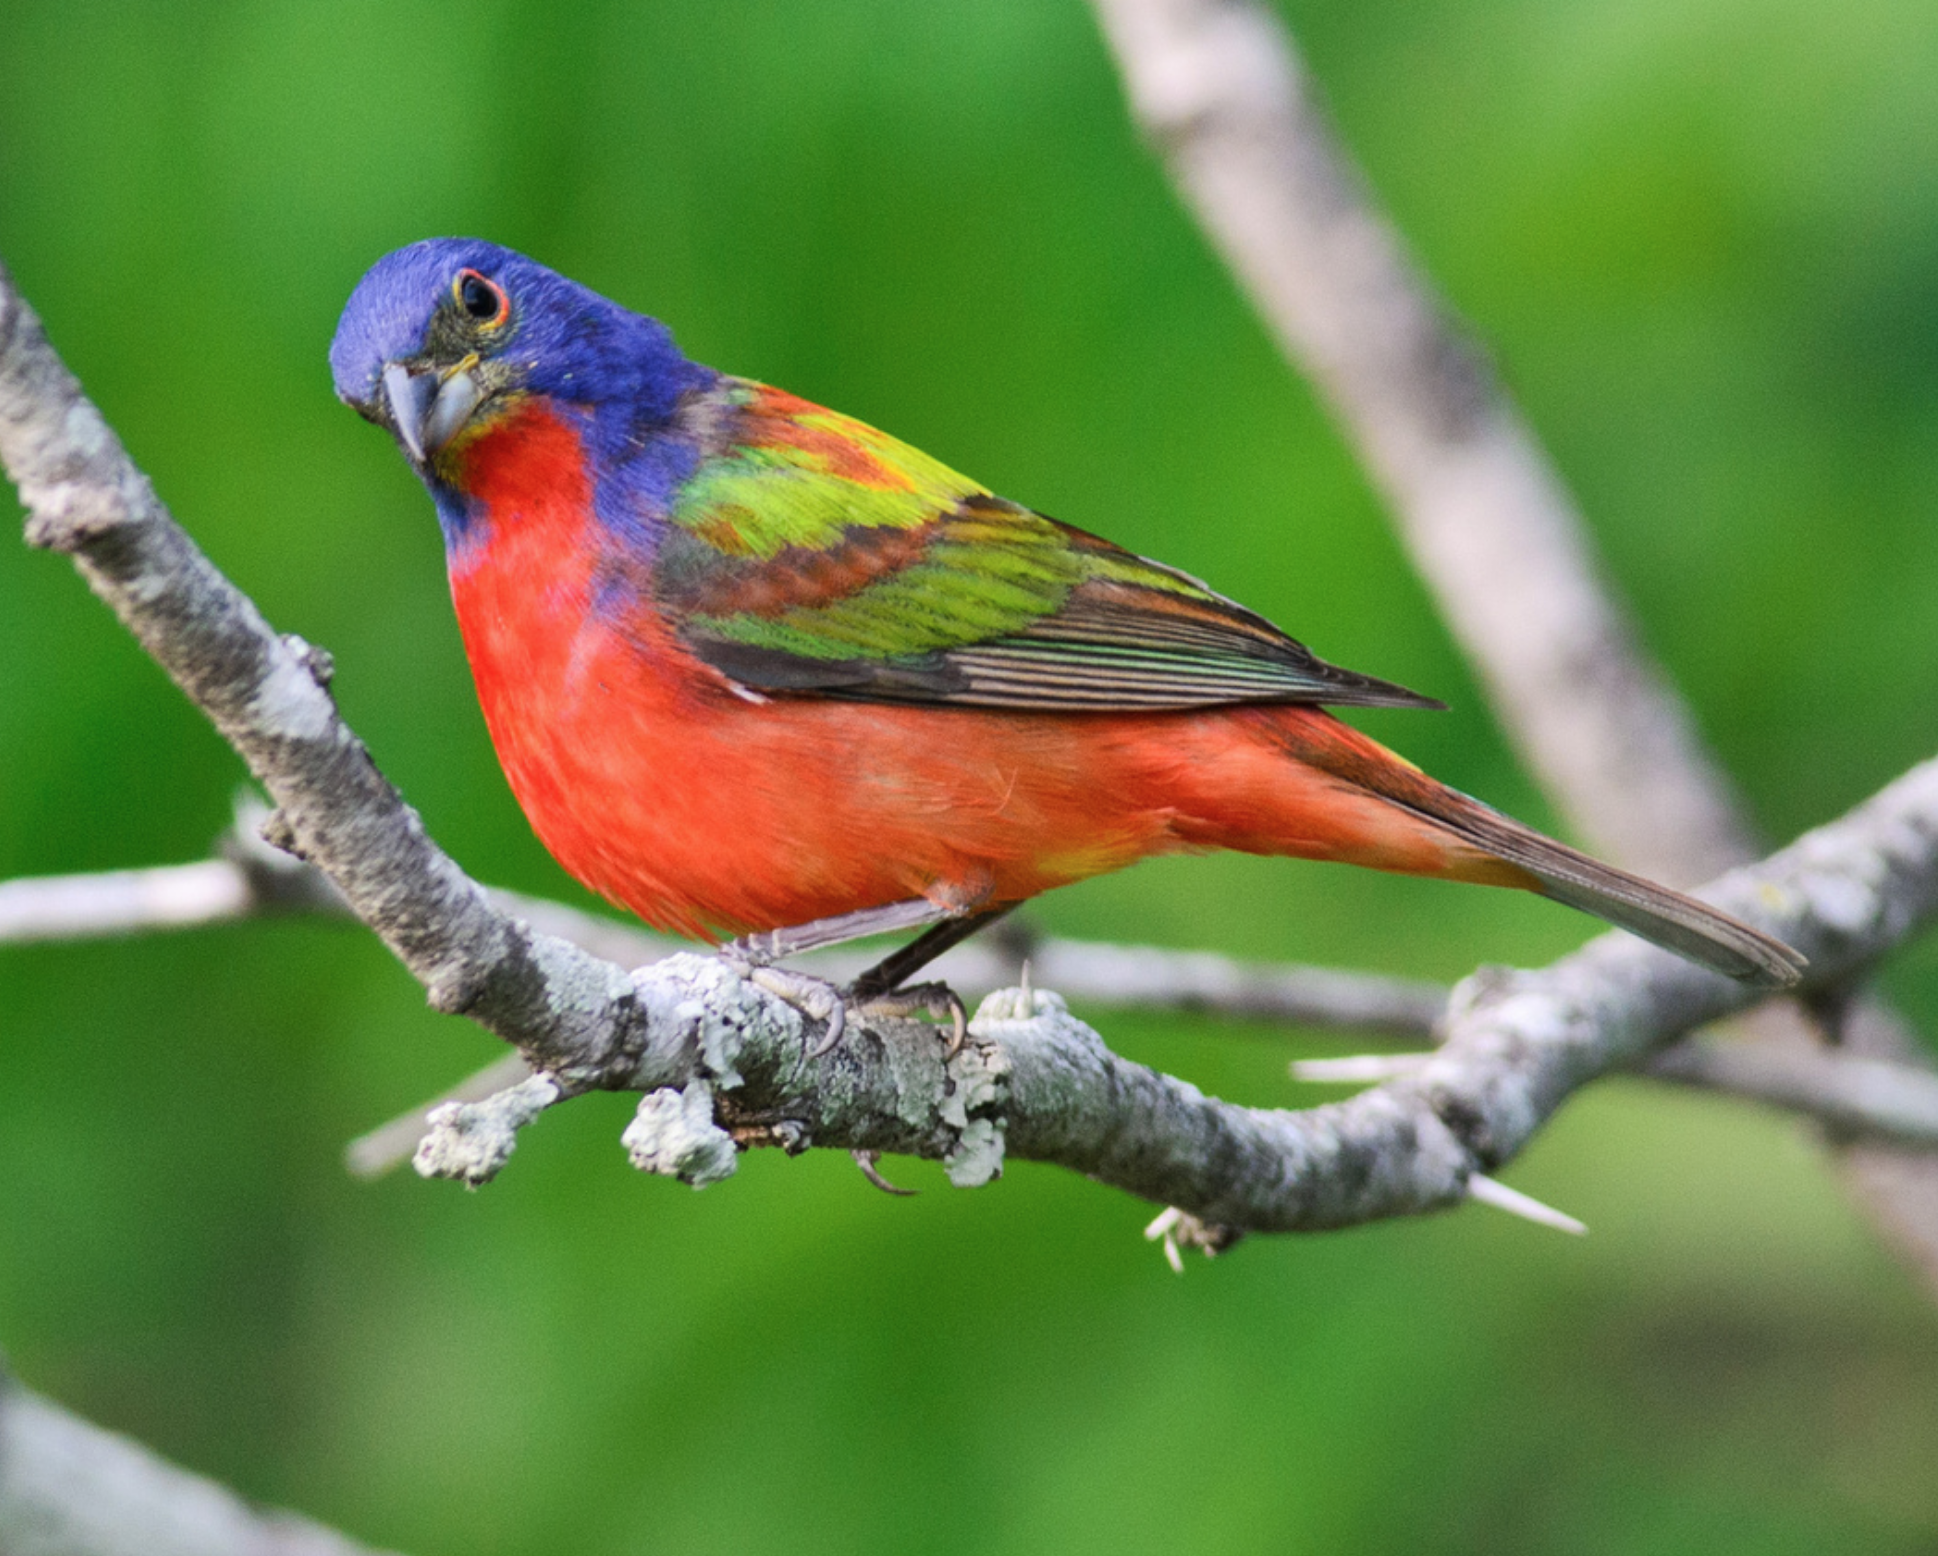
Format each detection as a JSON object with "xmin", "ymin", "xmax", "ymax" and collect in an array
[
  {"xmin": 846, "ymin": 907, "xmax": 1014, "ymax": 1059},
  {"xmin": 850, "ymin": 1149, "xmax": 918, "ymax": 1197},
  {"xmin": 725, "ymin": 897, "xmax": 955, "ymax": 963},
  {"xmin": 720, "ymin": 902, "xmax": 1011, "ymax": 1060},
  {"xmin": 847, "ymin": 906, "xmax": 1014, "ymax": 998},
  {"xmin": 721, "ymin": 900, "xmax": 954, "ymax": 1059}
]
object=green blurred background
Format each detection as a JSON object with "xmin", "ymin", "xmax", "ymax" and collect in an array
[{"xmin": 4, "ymin": 0, "xmax": 1937, "ymax": 1551}]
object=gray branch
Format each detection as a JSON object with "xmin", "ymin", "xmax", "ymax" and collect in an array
[
  {"xmin": 387, "ymin": 761, "xmax": 1938, "ymax": 1226},
  {"xmin": 0, "ymin": 1362, "xmax": 405, "ymax": 1556},
  {"xmin": 0, "ymin": 860, "xmax": 256, "ymax": 943},
  {"xmin": 20, "ymin": 842, "xmax": 1938, "ymax": 1156}
]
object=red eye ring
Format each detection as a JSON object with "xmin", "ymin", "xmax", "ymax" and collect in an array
[{"xmin": 454, "ymin": 268, "xmax": 510, "ymax": 329}]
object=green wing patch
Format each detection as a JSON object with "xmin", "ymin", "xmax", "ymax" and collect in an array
[{"xmin": 660, "ymin": 381, "xmax": 1440, "ymax": 712}]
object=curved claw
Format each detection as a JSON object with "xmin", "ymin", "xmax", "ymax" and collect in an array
[
  {"xmin": 807, "ymin": 994, "xmax": 847, "ymax": 1059},
  {"xmin": 940, "ymin": 989, "xmax": 968, "ymax": 1059},
  {"xmin": 851, "ymin": 1149, "xmax": 918, "ymax": 1196},
  {"xmin": 853, "ymin": 981, "xmax": 968, "ymax": 1059}
]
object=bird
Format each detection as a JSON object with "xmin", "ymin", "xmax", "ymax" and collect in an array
[{"xmin": 329, "ymin": 237, "xmax": 1802, "ymax": 1041}]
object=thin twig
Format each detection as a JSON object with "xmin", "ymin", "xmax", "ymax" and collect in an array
[
  {"xmin": 1648, "ymin": 1037, "xmax": 1938, "ymax": 1150},
  {"xmin": 1466, "ymin": 1175, "xmax": 1588, "ymax": 1237},
  {"xmin": 1295, "ymin": 1036, "xmax": 1938, "ymax": 1150},
  {"xmin": 27, "ymin": 838, "xmax": 1928, "ymax": 1161},
  {"xmin": 0, "ymin": 860, "xmax": 254, "ymax": 943},
  {"xmin": 314, "ymin": 761, "xmax": 1938, "ymax": 1221},
  {"xmin": 0, "ymin": 848, "xmax": 1447, "ymax": 1034}
]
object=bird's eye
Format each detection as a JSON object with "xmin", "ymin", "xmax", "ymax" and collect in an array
[{"xmin": 454, "ymin": 269, "xmax": 509, "ymax": 328}]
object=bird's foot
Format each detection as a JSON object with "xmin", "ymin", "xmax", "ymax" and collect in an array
[
  {"xmin": 719, "ymin": 946, "xmax": 848, "ymax": 1057},
  {"xmin": 718, "ymin": 939, "xmax": 969, "ymax": 1061},
  {"xmin": 851, "ymin": 980, "xmax": 969, "ymax": 1059}
]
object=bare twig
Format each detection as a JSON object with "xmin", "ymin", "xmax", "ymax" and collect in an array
[
  {"xmin": 15, "ymin": 836, "xmax": 1935, "ymax": 1159},
  {"xmin": 1295, "ymin": 1035, "xmax": 1938, "ymax": 1151},
  {"xmin": 0, "ymin": 850, "xmax": 1448, "ymax": 1034},
  {"xmin": 1007, "ymin": 936, "xmax": 1444, "ymax": 1032},
  {"xmin": 252, "ymin": 758, "xmax": 1938, "ymax": 1224},
  {"xmin": 0, "ymin": 799, "xmax": 344, "ymax": 945},
  {"xmin": 0, "ymin": 860, "xmax": 255, "ymax": 944},
  {"xmin": 1648, "ymin": 1037, "xmax": 1938, "ymax": 1151},
  {"xmin": 32, "ymin": 835, "xmax": 1938, "ymax": 1160},
  {"xmin": 1465, "ymin": 1175, "xmax": 1588, "ymax": 1237},
  {"xmin": 0, "ymin": 1362, "xmax": 406, "ymax": 1556},
  {"xmin": 355, "ymin": 939, "xmax": 1938, "ymax": 1182}
]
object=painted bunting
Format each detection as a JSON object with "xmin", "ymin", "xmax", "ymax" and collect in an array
[{"xmin": 329, "ymin": 238, "xmax": 1801, "ymax": 1013}]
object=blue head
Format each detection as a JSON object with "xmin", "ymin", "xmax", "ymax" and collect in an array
[{"xmin": 330, "ymin": 239, "xmax": 715, "ymax": 531}]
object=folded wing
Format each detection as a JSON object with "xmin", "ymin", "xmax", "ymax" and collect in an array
[{"xmin": 658, "ymin": 383, "xmax": 1439, "ymax": 713}]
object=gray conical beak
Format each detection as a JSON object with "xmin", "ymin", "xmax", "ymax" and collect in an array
[
  {"xmin": 381, "ymin": 364, "xmax": 434, "ymax": 462},
  {"xmin": 380, "ymin": 362, "xmax": 485, "ymax": 464}
]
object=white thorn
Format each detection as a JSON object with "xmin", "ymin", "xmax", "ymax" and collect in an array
[
  {"xmin": 1291, "ymin": 1053, "xmax": 1432, "ymax": 1083},
  {"xmin": 1143, "ymin": 1206, "xmax": 1187, "ymax": 1274},
  {"xmin": 1467, "ymin": 1173, "xmax": 1587, "ymax": 1236}
]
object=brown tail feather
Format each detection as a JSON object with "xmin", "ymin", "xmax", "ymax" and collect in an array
[
  {"xmin": 1409, "ymin": 787, "xmax": 1802, "ymax": 987},
  {"xmin": 1402, "ymin": 787, "xmax": 1804, "ymax": 986},
  {"xmin": 1290, "ymin": 721, "xmax": 1805, "ymax": 987}
]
